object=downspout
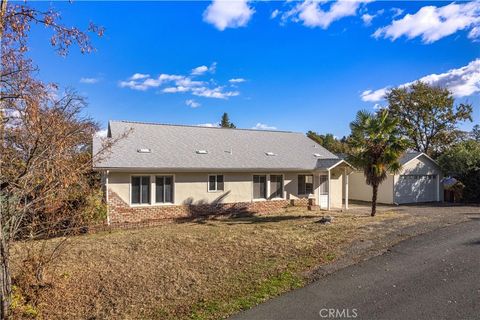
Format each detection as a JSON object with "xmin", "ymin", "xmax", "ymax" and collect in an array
[
  {"xmin": 344, "ymin": 167, "xmax": 349, "ymax": 210},
  {"xmin": 436, "ymin": 174, "xmax": 440, "ymax": 202},
  {"xmin": 106, "ymin": 170, "xmax": 110, "ymax": 225},
  {"xmin": 327, "ymin": 169, "xmax": 331, "ymax": 211}
]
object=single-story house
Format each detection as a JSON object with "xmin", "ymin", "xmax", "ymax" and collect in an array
[
  {"xmin": 93, "ymin": 120, "xmax": 354, "ymax": 224},
  {"xmin": 349, "ymin": 152, "xmax": 444, "ymax": 204}
]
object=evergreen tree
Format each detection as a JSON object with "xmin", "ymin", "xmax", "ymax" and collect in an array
[{"xmin": 220, "ymin": 112, "xmax": 236, "ymax": 128}]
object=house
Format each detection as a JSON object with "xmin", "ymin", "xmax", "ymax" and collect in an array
[
  {"xmin": 349, "ymin": 152, "xmax": 444, "ymax": 204},
  {"xmin": 93, "ymin": 120, "xmax": 354, "ymax": 224}
]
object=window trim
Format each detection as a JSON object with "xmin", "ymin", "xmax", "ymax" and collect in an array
[
  {"xmin": 130, "ymin": 175, "xmax": 151, "ymax": 206},
  {"xmin": 319, "ymin": 174, "xmax": 329, "ymax": 195},
  {"xmin": 298, "ymin": 174, "xmax": 315, "ymax": 196},
  {"xmin": 207, "ymin": 174, "xmax": 225, "ymax": 193},
  {"xmin": 155, "ymin": 175, "xmax": 175, "ymax": 204},
  {"xmin": 129, "ymin": 174, "xmax": 176, "ymax": 207},
  {"xmin": 268, "ymin": 173, "xmax": 285, "ymax": 200}
]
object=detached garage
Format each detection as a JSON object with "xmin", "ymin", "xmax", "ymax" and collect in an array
[{"xmin": 349, "ymin": 152, "xmax": 443, "ymax": 204}]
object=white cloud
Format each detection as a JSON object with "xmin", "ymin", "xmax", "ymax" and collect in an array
[
  {"xmin": 229, "ymin": 78, "xmax": 246, "ymax": 83},
  {"xmin": 197, "ymin": 122, "xmax": 220, "ymax": 127},
  {"xmin": 119, "ymin": 80, "xmax": 149, "ymax": 91},
  {"xmin": 252, "ymin": 123, "xmax": 277, "ymax": 130},
  {"xmin": 374, "ymin": 2, "xmax": 480, "ymax": 43},
  {"xmin": 283, "ymin": 0, "xmax": 370, "ymax": 29},
  {"xmin": 390, "ymin": 7, "xmax": 404, "ymax": 18},
  {"xmin": 361, "ymin": 13, "xmax": 374, "ymax": 26},
  {"xmin": 163, "ymin": 86, "xmax": 190, "ymax": 93},
  {"xmin": 80, "ymin": 77, "xmax": 100, "ymax": 84},
  {"xmin": 271, "ymin": 9, "xmax": 280, "ymax": 19},
  {"xmin": 209, "ymin": 62, "xmax": 218, "ymax": 73},
  {"xmin": 191, "ymin": 86, "xmax": 240, "ymax": 99},
  {"xmin": 191, "ymin": 65, "xmax": 209, "ymax": 75},
  {"xmin": 95, "ymin": 129, "xmax": 108, "ymax": 138},
  {"xmin": 361, "ymin": 59, "xmax": 480, "ymax": 102},
  {"xmin": 185, "ymin": 99, "xmax": 201, "ymax": 108},
  {"xmin": 119, "ymin": 73, "xmax": 185, "ymax": 91},
  {"xmin": 203, "ymin": 0, "xmax": 255, "ymax": 31},
  {"xmin": 469, "ymin": 26, "xmax": 480, "ymax": 39},
  {"xmin": 130, "ymin": 73, "xmax": 150, "ymax": 80},
  {"xmin": 361, "ymin": 88, "xmax": 388, "ymax": 102},
  {"xmin": 120, "ymin": 64, "xmax": 243, "ymax": 100},
  {"xmin": 191, "ymin": 62, "xmax": 217, "ymax": 76}
]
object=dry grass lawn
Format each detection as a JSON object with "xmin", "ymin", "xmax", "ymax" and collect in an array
[{"xmin": 11, "ymin": 205, "xmax": 471, "ymax": 319}]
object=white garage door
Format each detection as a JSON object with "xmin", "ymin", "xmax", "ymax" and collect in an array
[{"xmin": 395, "ymin": 175, "xmax": 437, "ymax": 204}]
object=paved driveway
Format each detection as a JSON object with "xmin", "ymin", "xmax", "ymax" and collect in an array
[{"xmin": 231, "ymin": 215, "xmax": 480, "ymax": 320}]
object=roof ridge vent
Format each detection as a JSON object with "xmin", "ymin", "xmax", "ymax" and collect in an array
[
  {"xmin": 196, "ymin": 150, "xmax": 208, "ymax": 154},
  {"xmin": 265, "ymin": 152, "xmax": 277, "ymax": 156},
  {"xmin": 313, "ymin": 153, "xmax": 322, "ymax": 157},
  {"xmin": 137, "ymin": 148, "xmax": 151, "ymax": 153}
]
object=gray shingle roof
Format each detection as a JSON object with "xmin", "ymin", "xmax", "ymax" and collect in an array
[
  {"xmin": 399, "ymin": 152, "xmax": 422, "ymax": 165},
  {"xmin": 316, "ymin": 158, "xmax": 345, "ymax": 170},
  {"xmin": 93, "ymin": 120, "xmax": 339, "ymax": 171}
]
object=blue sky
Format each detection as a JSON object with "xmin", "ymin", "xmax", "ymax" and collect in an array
[{"xmin": 29, "ymin": 1, "xmax": 479, "ymax": 136}]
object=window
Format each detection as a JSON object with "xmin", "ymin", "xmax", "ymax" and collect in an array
[
  {"xmin": 131, "ymin": 176, "xmax": 150, "ymax": 204},
  {"xmin": 298, "ymin": 175, "xmax": 314, "ymax": 195},
  {"xmin": 319, "ymin": 175, "xmax": 328, "ymax": 195},
  {"xmin": 156, "ymin": 176, "xmax": 173, "ymax": 203},
  {"xmin": 253, "ymin": 175, "xmax": 267, "ymax": 199},
  {"xmin": 208, "ymin": 175, "xmax": 224, "ymax": 192},
  {"xmin": 270, "ymin": 175, "xmax": 284, "ymax": 199}
]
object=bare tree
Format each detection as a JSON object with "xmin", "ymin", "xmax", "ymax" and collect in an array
[
  {"xmin": 2, "ymin": 90, "xmax": 126, "ymax": 319},
  {"xmin": 0, "ymin": 1, "xmax": 104, "ymax": 318}
]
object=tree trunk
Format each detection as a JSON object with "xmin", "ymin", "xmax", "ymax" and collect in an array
[
  {"xmin": 371, "ymin": 183, "xmax": 378, "ymax": 217},
  {"xmin": 0, "ymin": 234, "xmax": 11, "ymax": 320}
]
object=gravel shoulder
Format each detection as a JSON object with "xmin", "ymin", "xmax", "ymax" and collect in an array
[{"xmin": 309, "ymin": 203, "xmax": 480, "ymax": 281}]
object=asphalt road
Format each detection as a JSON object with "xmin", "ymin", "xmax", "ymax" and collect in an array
[{"xmin": 231, "ymin": 218, "xmax": 480, "ymax": 320}]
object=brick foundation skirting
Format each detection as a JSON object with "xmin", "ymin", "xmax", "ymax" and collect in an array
[{"xmin": 107, "ymin": 190, "xmax": 312, "ymax": 224}]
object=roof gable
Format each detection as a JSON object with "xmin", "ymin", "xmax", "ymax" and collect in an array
[{"xmin": 400, "ymin": 152, "xmax": 440, "ymax": 168}]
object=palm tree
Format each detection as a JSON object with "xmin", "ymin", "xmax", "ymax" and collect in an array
[{"xmin": 348, "ymin": 109, "xmax": 409, "ymax": 216}]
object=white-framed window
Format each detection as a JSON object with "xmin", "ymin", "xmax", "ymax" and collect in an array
[
  {"xmin": 131, "ymin": 176, "xmax": 150, "ymax": 204},
  {"xmin": 298, "ymin": 174, "xmax": 314, "ymax": 195},
  {"xmin": 208, "ymin": 174, "xmax": 224, "ymax": 192},
  {"xmin": 269, "ymin": 174, "xmax": 284, "ymax": 199},
  {"xmin": 253, "ymin": 175, "xmax": 267, "ymax": 199},
  {"xmin": 156, "ymin": 175, "xmax": 174, "ymax": 203},
  {"xmin": 319, "ymin": 174, "xmax": 328, "ymax": 195}
]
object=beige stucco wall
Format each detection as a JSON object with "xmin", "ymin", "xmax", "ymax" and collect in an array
[
  {"xmin": 348, "ymin": 155, "xmax": 444, "ymax": 204},
  {"xmin": 108, "ymin": 172, "xmax": 131, "ymax": 203},
  {"xmin": 284, "ymin": 172, "xmax": 314, "ymax": 200},
  {"xmin": 400, "ymin": 156, "xmax": 439, "ymax": 175},
  {"xmin": 175, "ymin": 172, "xmax": 253, "ymax": 204},
  {"xmin": 329, "ymin": 169, "xmax": 344, "ymax": 208},
  {"xmin": 395, "ymin": 155, "xmax": 444, "ymax": 202},
  {"xmin": 349, "ymin": 171, "xmax": 394, "ymax": 204},
  {"xmin": 107, "ymin": 172, "xmax": 323, "ymax": 206}
]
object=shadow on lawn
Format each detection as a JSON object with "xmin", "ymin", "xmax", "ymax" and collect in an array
[
  {"xmin": 222, "ymin": 213, "xmax": 320, "ymax": 225},
  {"xmin": 174, "ymin": 191, "xmax": 322, "ymax": 225},
  {"xmin": 464, "ymin": 239, "xmax": 480, "ymax": 246},
  {"xmin": 174, "ymin": 210, "xmax": 320, "ymax": 225}
]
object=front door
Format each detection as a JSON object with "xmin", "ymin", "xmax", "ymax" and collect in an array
[{"xmin": 319, "ymin": 174, "xmax": 328, "ymax": 209}]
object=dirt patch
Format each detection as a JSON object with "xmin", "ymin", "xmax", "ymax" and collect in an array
[{"xmin": 11, "ymin": 204, "xmax": 479, "ymax": 319}]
